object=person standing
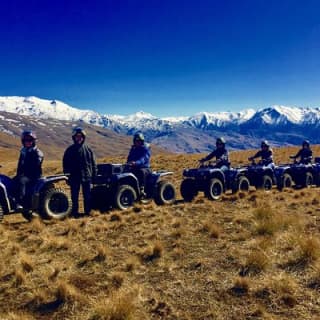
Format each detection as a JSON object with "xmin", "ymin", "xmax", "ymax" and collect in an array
[
  {"xmin": 15, "ymin": 130, "xmax": 44, "ymax": 211},
  {"xmin": 63, "ymin": 127, "xmax": 97, "ymax": 217}
]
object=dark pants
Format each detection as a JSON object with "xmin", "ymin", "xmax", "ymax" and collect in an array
[
  {"xmin": 131, "ymin": 168, "xmax": 151, "ymax": 190},
  {"xmin": 70, "ymin": 179, "xmax": 92, "ymax": 215},
  {"xmin": 16, "ymin": 176, "xmax": 37, "ymax": 208}
]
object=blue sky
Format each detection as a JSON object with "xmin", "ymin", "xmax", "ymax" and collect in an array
[{"xmin": 1, "ymin": 0, "xmax": 320, "ymax": 117}]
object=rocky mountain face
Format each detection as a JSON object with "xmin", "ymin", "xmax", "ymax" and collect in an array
[{"xmin": 0, "ymin": 96, "xmax": 319, "ymax": 153}]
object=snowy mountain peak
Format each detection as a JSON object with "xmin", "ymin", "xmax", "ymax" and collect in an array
[{"xmin": 254, "ymin": 105, "xmax": 305, "ymax": 125}]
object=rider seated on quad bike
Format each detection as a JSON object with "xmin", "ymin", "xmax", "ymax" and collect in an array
[
  {"xmin": 126, "ymin": 132, "xmax": 151, "ymax": 195},
  {"xmin": 290, "ymin": 140, "xmax": 313, "ymax": 164},
  {"xmin": 199, "ymin": 137, "xmax": 230, "ymax": 172},
  {"xmin": 15, "ymin": 130, "xmax": 44, "ymax": 212},
  {"xmin": 248, "ymin": 140, "xmax": 274, "ymax": 169}
]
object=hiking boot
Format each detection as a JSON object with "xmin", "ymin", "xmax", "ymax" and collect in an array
[{"xmin": 15, "ymin": 204, "xmax": 23, "ymax": 212}]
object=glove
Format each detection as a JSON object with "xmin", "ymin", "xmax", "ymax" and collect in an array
[{"xmin": 127, "ymin": 161, "xmax": 135, "ymax": 167}]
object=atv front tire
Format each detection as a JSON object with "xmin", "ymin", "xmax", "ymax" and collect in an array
[
  {"xmin": 154, "ymin": 181, "xmax": 176, "ymax": 205},
  {"xmin": 41, "ymin": 188, "xmax": 72, "ymax": 219}
]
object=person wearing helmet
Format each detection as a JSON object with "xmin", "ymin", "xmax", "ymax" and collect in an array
[
  {"xmin": 199, "ymin": 137, "xmax": 230, "ymax": 171},
  {"xmin": 127, "ymin": 132, "xmax": 151, "ymax": 193},
  {"xmin": 63, "ymin": 127, "xmax": 97, "ymax": 218},
  {"xmin": 290, "ymin": 140, "xmax": 313, "ymax": 164},
  {"xmin": 15, "ymin": 130, "xmax": 44, "ymax": 211},
  {"xmin": 248, "ymin": 140, "xmax": 274, "ymax": 167}
]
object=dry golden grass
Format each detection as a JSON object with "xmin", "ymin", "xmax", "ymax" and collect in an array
[{"xmin": 1, "ymin": 149, "xmax": 320, "ymax": 319}]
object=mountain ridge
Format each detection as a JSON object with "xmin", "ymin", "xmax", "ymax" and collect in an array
[{"xmin": 0, "ymin": 96, "xmax": 319, "ymax": 153}]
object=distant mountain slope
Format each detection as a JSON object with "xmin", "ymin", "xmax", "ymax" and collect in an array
[
  {"xmin": 0, "ymin": 96, "xmax": 320, "ymax": 152},
  {"xmin": 0, "ymin": 111, "xmax": 165, "ymax": 161}
]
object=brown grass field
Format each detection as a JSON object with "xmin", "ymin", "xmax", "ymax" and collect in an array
[{"xmin": 1, "ymin": 146, "xmax": 320, "ymax": 319}]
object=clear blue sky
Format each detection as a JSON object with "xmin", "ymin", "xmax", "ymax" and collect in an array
[{"xmin": 1, "ymin": 0, "xmax": 320, "ymax": 116}]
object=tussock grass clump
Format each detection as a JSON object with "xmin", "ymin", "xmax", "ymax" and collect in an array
[
  {"xmin": 171, "ymin": 219, "xmax": 182, "ymax": 229},
  {"xmin": 170, "ymin": 228, "xmax": 184, "ymax": 239},
  {"xmin": 92, "ymin": 245, "xmax": 109, "ymax": 263},
  {"xmin": 252, "ymin": 205, "xmax": 288, "ymax": 236},
  {"xmin": 110, "ymin": 213, "xmax": 122, "ymax": 222},
  {"xmin": 124, "ymin": 257, "xmax": 139, "ymax": 272},
  {"xmin": 308, "ymin": 262, "xmax": 320, "ymax": 290},
  {"xmin": 48, "ymin": 267, "xmax": 60, "ymax": 281},
  {"xmin": 269, "ymin": 273, "xmax": 298, "ymax": 306},
  {"xmin": 240, "ymin": 249, "xmax": 269, "ymax": 276},
  {"xmin": 19, "ymin": 252, "xmax": 34, "ymax": 273},
  {"xmin": 54, "ymin": 281, "xmax": 85, "ymax": 305},
  {"xmin": 110, "ymin": 272, "xmax": 124, "ymax": 289},
  {"xmin": 89, "ymin": 290, "xmax": 138, "ymax": 320},
  {"xmin": 9, "ymin": 243, "xmax": 21, "ymax": 255},
  {"xmin": 78, "ymin": 246, "xmax": 108, "ymax": 267},
  {"xmin": 230, "ymin": 277, "xmax": 250, "ymax": 296},
  {"xmin": 30, "ymin": 217, "xmax": 45, "ymax": 233},
  {"xmin": 13, "ymin": 268, "xmax": 26, "ymax": 286},
  {"xmin": 286, "ymin": 236, "xmax": 320, "ymax": 268},
  {"xmin": 43, "ymin": 236, "xmax": 71, "ymax": 251},
  {"xmin": 200, "ymin": 221, "xmax": 221, "ymax": 239},
  {"xmin": 28, "ymin": 281, "xmax": 85, "ymax": 312},
  {"xmin": 139, "ymin": 241, "xmax": 163, "ymax": 263}
]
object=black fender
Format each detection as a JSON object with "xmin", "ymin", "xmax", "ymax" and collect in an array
[
  {"xmin": 149, "ymin": 171, "xmax": 174, "ymax": 185},
  {"xmin": 210, "ymin": 169, "xmax": 226, "ymax": 190},
  {"xmin": 274, "ymin": 166, "xmax": 290, "ymax": 180},
  {"xmin": 114, "ymin": 173, "xmax": 140, "ymax": 194},
  {"xmin": 31, "ymin": 175, "xmax": 69, "ymax": 210},
  {"xmin": 33, "ymin": 175, "xmax": 69, "ymax": 194}
]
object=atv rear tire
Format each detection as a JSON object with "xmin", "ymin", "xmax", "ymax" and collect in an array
[
  {"xmin": 304, "ymin": 172, "xmax": 313, "ymax": 188},
  {"xmin": 259, "ymin": 175, "xmax": 273, "ymax": 191},
  {"xmin": 114, "ymin": 185, "xmax": 137, "ymax": 210},
  {"xmin": 0, "ymin": 205, "xmax": 3, "ymax": 222},
  {"xmin": 205, "ymin": 178, "xmax": 224, "ymax": 200},
  {"xmin": 154, "ymin": 181, "xmax": 176, "ymax": 205},
  {"xmin": 232, "ymin": 176, "xmax": 250, "ymax": 193},
  {"xmin": 41, "ymin": 188, "xmax": 72, "ymax": 219},
  {"xmin": 180, "ymin": 179, "xmax": 198, "ymax": 202}
]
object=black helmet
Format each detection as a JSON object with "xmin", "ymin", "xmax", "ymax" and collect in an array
[
  {"xmin": 302, "ymin": 140, "xmax": 310, "ymax": 147},
  {"xmin": 261, "ymin": 140, "xmax": 269, "ymax": 148},
  {"xmin": 72, "ymin": 127, "xmax": 86, "ymax": 138},
  {"xmin": 216, "ymin": 137, "xmax": 225, "ymax": 146},
  {"xmin": 133, "ymin": 132, "xmax": 145, "ymax": 143},
  {"xmin": 21, "ymin": 130, "xmax": 37, "ymax": 146}
]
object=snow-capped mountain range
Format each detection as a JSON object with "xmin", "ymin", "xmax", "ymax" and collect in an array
[{"xmin": 0, "ymin": 96, "xmax": 319, "ymax": 153}]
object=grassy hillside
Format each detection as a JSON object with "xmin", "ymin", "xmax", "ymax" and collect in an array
[{"xmin": 1, "ymin": 148, "xmax": 320, "ymax": 319}]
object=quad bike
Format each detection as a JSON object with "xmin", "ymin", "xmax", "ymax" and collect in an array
[
  {"xmin": 275, "ymin": 157, "xmax": 320, "ymax": 191},
  {"xmin": 180, "ymin": 161, "xmax": 250, "ymax": 202},
  {"xmin": 0, "ymin": 172, "xmax": 71, "ymax": 221},
  {"xmin": 243, "ymin": 160, "xmax": 275, "ymax": 191},
  {"xmin": 91, "ymin": 163, "xmax": 176, "ymax": 211}
]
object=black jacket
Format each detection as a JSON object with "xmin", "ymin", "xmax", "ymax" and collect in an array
[
  {"xmin": 17, "ymin": 146, "xmax": 43, "ymax": 180},
  {"xmin": 202, "ymin": 147, "xmax": 229, "ymax": 168},
  {"xmin": 63, "ymin": 143, "xmax": 97, "ymax": 182},
  {"xmin": 293, "ymin": 148, "xmax": 312, "ymax": 164},
  {"xmin": 251, "ymin": 149, "xmax": 273, "ymax": 165}
]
